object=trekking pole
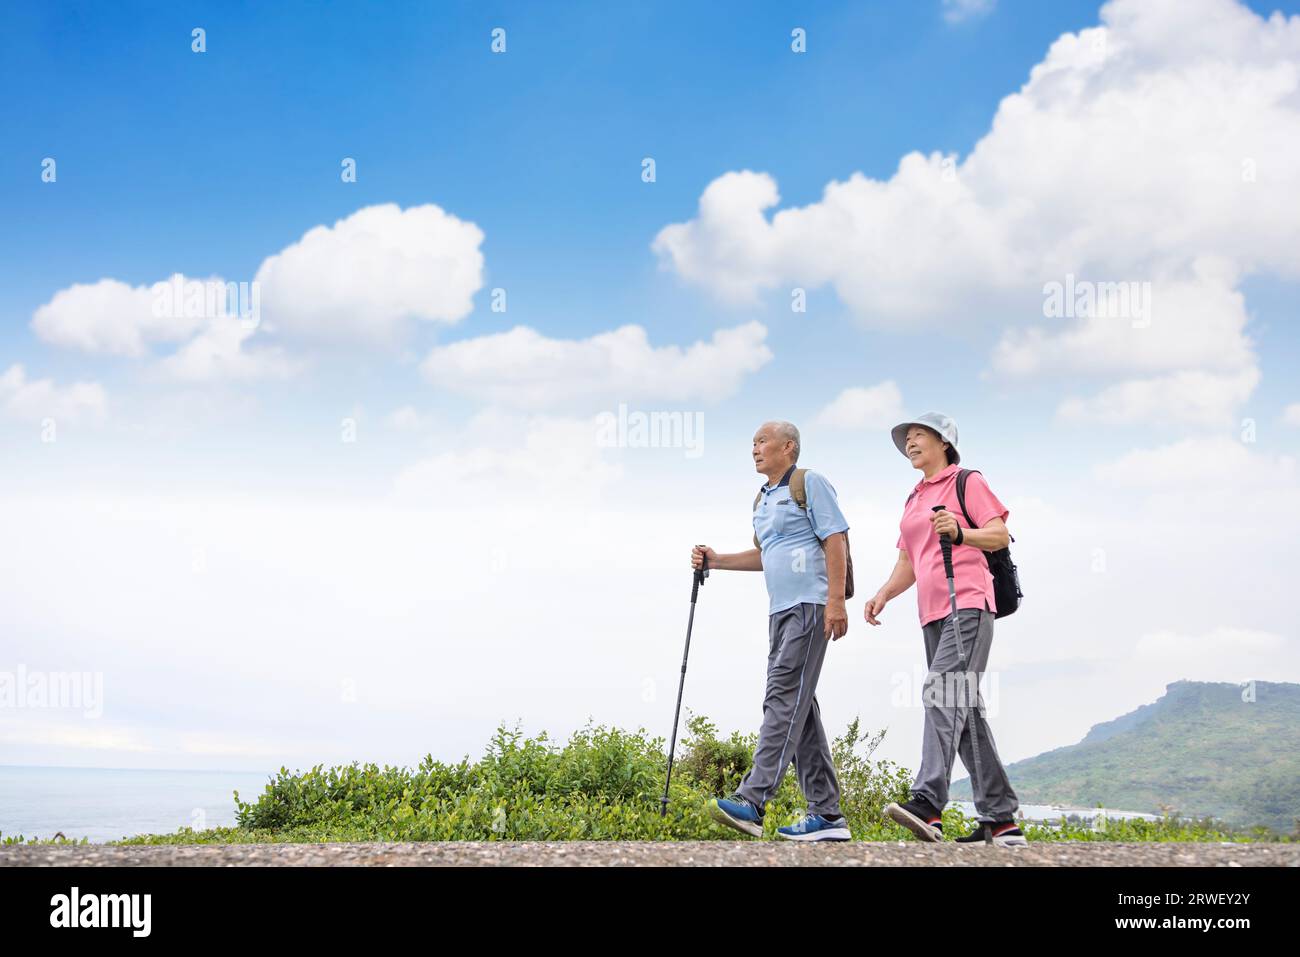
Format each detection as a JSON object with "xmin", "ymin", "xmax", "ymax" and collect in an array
[
  {"xmin": 660, "ymin": 552, "xmax": 708, "ymax": 817},
  {"xmin": 932, "ymin": 505, "xmax": 992, "ymax": 844}
]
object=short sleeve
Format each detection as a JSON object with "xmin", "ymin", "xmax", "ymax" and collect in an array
[
  {"xmin": 803, "ymin": 471, "xmax": 849, "ymax": 541},
  {"xmin": 963, "ymin": 472, "xmax": 1009, "ymax": 528}
]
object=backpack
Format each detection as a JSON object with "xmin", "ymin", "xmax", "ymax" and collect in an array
[
  {"xmin": 752, "ymin": 468, "xmax": 855, "ymax": 600},
  {"xmin": 955, "ymin": 469, "xmax": 1023, "ymax": 619}
]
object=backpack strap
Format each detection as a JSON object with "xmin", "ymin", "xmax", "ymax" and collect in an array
[
  {"xmin": 789, "ymin": 468, "xmax": 808, "ymax": 509},
  {"xmin": 955, "ymin": 468, "xmax": 1014, "ymax": 543},
  {"xmin": 955, "ymin": 468, "xmax": 978, "ymax": 529}
]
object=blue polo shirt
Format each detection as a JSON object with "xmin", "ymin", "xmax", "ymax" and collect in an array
[{"xmin": 753, "ymin": 466, "xmax": 850, "ymax": 615}]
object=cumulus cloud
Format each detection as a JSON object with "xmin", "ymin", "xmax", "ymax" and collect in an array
[
  {"xmin": 156, "ymin": 318, "xmax": 300, "ymax": 383},
  {"xmin": 393, "ymin": 411, "xmax": 623, "ymax": 500},
  {"xmin": 31, "ymin": 273, "xmax": 291, "ymax": 384},
  {"xmin": 1283, "ymin": 403, "xmax": 1300, "ymax": 426},
  {"xmin": 254, "ymin": 203, "xmax": 484, "ymax": 345},
  {"xmin": 30, "ymin": 203, "xmax": 485, "ymax": 382},
  {"xmin": 813, "ymin": 381, "xmax": 905, "ymax": 430},
  {"xmin": 1093, "ymin": 435, "xmax": 1296, "ymax": 488},
  {"xmin": 31, "ymin": 275, "xmax": 207, "ymax": 357},
  {"xmin": 1058, "ymin": 368, "xmax": 1260, "ymax": 428},
  {"xmin": 420, "ymin": 321, "xmax": 772, "ymax": 409},
  {"xmin": 0, "ymin": 364, "xmax": 107, "ymax": 424},
  {"xmin": 653, "ymin": 0, "xmax": 1300, "ymax": 427}
]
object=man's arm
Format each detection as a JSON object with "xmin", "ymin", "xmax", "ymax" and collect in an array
[
  {"xmin": 823, "ymin": 531, "xmax": 848, "ymax": 640},
  {"xmin": 691, "ymin": 545, "xmax": 762, "ymax": 571}
]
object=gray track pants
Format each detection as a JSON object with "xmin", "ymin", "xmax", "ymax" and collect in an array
[
  {"xmin": 911, "ymin": 606, "xmax": 1018, "ymax": 822},
  {"xmin": 736, "ymin": 602, "xmax": 842, "ymax": 818}
]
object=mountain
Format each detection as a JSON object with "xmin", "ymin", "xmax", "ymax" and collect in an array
[{"xmin": 950, "ymin": 680, "xmax": 1300, "ymax": 834}]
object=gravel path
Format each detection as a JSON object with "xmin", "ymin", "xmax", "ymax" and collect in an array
[{"xmin": 3, "ymin": 841, "xmax": 1296, "ymax": 867}]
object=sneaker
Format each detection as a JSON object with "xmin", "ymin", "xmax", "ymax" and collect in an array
[
  {"xmin": 956, "ymin": 820, "xmax": 1028, "ymax": 847},
  {"xmin": 706, "ymin": 793, "xmax": 764, "ymax": 838},
  {"xmin": 884, "ymin": 797, "xmax": 944, "ymax": 843},
  {"xmin": 777, "ymin": 811, "xmax": 852, "ymax": 842}
]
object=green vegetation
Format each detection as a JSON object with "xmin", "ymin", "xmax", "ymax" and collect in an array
[
  {"xmin": 951, "ymin": 680, "xmax": 1300, "ymax": 836},
  {"xmin": 4, "ymin": 707, "xmax": 1286, "ymax": 845}
]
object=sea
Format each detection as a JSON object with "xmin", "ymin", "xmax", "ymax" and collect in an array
[{"xmin": 1, "ymin": 766, "xmax": 275, "ymax": 843}]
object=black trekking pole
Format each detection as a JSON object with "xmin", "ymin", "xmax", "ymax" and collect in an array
[
  {"xmin": 660, "ymin": 552, "xmax": 708, "ymax": 817},
  {"xmin": 932, "ymin": 505, "xmax": 992, "ymax": 844}
]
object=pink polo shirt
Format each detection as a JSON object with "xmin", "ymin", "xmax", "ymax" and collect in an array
[{"xmin": 896, "ymin": 464, "xmax": 1009, "ymax": 626}]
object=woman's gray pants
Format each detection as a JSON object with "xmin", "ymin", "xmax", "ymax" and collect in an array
[{"xmin": 912, "ymin": 606, "xmax": 1019, "ymax": 823}]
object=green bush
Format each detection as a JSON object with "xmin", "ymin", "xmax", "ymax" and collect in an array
[{"xmin": 104, "ymin": 715, "xmax": 1289, "ymax": 845}]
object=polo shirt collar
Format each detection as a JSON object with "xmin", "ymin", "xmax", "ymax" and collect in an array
[
  {"xmin": 763, "ymin": 464, "xmax": 797, "ymax": 492},
  {"xmin": 914, "ymin": 462, "xmax": 959, "ymax": 490}
]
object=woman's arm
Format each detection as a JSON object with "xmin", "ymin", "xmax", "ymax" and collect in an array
[
  {"xmin": 932, "ymin": 511, "xmax": 1010, "ymax": 550},
  {"xmin": 961, "ymin": 516, "xmax": 1010, "ymax": 551},
  {"xmin": 864, "ymin": 549, "xmax": 915, "ymax": 625}
]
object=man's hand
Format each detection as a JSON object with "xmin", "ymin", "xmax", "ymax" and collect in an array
[
  {"xmin": 825, "ymin": 598, "xmax": 848, "ymax": 641},
  {"xmin": 929, "ymin": 508, "xmax": 960, "ymax": 541},
  {"xmin": 691, "ymin": 545, "xmax": 717, "ymax": 570},
  {"xmin": 864, "ymin": 590, "xmax": 888, "ymax": 626}
]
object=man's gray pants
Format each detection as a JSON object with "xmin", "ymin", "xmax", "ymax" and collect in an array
[
  {"xmin": 736, "ymin": 602, "xmax": 842, "ymax": 818},
  {"xmin": 912, "ymin": 606, "xmax": 1018, "ymax": 823}
]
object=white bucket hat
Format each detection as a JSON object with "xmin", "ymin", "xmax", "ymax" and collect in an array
[{"xmin": 891, "ymin": 412, "xmax": 960, "ymax": 465}]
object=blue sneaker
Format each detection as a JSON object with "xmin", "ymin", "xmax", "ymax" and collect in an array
[
  {"xmin": 778, "ymin": 811, "xmax": 852, "ymax": 842},
  {"xmin": 706, "ymin": 793, "xmax": 764, "ymax": 837}
]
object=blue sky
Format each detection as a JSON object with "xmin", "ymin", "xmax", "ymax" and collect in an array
[{"xmin": 2, "ymin": 0, "xmax": 1299, "ymax": 778}]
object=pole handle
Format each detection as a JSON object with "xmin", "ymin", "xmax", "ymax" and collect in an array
[
  {"xmin": 932, "ymin": 505, "xmax": 955, "ymax": 579},
  {"xmin": 691, "ymin": 551, "xmax": 708, "ymax": 601}
]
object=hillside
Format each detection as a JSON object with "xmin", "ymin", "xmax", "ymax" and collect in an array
[{"xmin": 951, "ymin": 680, "xmax": 1300, "ymax": 834}]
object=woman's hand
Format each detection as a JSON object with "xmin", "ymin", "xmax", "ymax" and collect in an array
[
  {"xmin": 929, "ymin": 508, "xmax": 960, "ymax": 541},
  {"xmin": 864, "ymin": 590, "xmax": 888, "ymax": 626}
]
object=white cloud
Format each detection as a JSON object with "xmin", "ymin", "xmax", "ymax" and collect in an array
[
  {"xmin": 813, "ymin": 381, "xmax": 905, "ymax": 430},
  {"xmin": 393, "ymin": 412, "xmax": 624, "ymax": 501},
  {"xmin": 31, "ymin": 275, "xmax": 207, "ymax": 357},
  {"xmin": 990, "ymin": 266, "xmax": 1256, "ymax": 379},
  {"xmin": 942, "ymin": 0, "xmax": 996, "ymax": 25},
  {"xmin": 1057, "ymin": 368, "xmax": 1259, "ymax": 428},
  {"xmin": 1093, "ymin": 435, "xmax": 1297, "ymax": 488},
  {"xmin": 1283, "ymin": 402, "xmax": 1300, "ymax": 426},
  {"xmin": 31, "ymin": 273, "xmax": 294, "ymax": 383},
  {"xmin": 254, "ymin": 203, "xmax": 485, "ymax": 345},
  {"xmin": 420, "ymin": 321, "xmax": 772, "ymax": 409},
  {"xmin": 1134, "ymin": 627, "xmax": 1294, "ymax": 683},
  {"xmin": 652, "ymin": 0, "xmax": 1300, "ymax": 423},
  {"xmin": 156, "ymin": 318, "xmax": 300, "ymax": 383},
  {"xmin": 0, "ymin": 364, "xmax": 107, "ymax": 424},
  {"xmin": 386, "ymin": 405, "xmax": 433, "ymax": 431}
]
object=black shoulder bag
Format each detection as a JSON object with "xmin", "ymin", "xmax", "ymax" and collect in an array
[{"xmin": 955, "ymin": 469, "xmax": 1023, "ymax": 619}]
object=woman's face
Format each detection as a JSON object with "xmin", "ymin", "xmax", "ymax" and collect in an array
[{"xmin": 904, "ymin": 425, "xmax": 949, "ymax": 472}]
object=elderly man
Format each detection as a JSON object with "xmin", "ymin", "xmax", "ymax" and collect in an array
[{"xmin": 690, "ymin": 420, "xmax": 852, "ymax": 841}]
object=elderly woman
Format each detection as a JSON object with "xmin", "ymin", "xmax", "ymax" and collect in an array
[{"xmin": 864, "ymin": 412, "xmax": 1025, "ymax": 847}]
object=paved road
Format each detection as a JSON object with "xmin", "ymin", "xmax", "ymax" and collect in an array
[{"xmin": 3, "ymin": 841, "xmax": 1296, "ymax": 867}]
